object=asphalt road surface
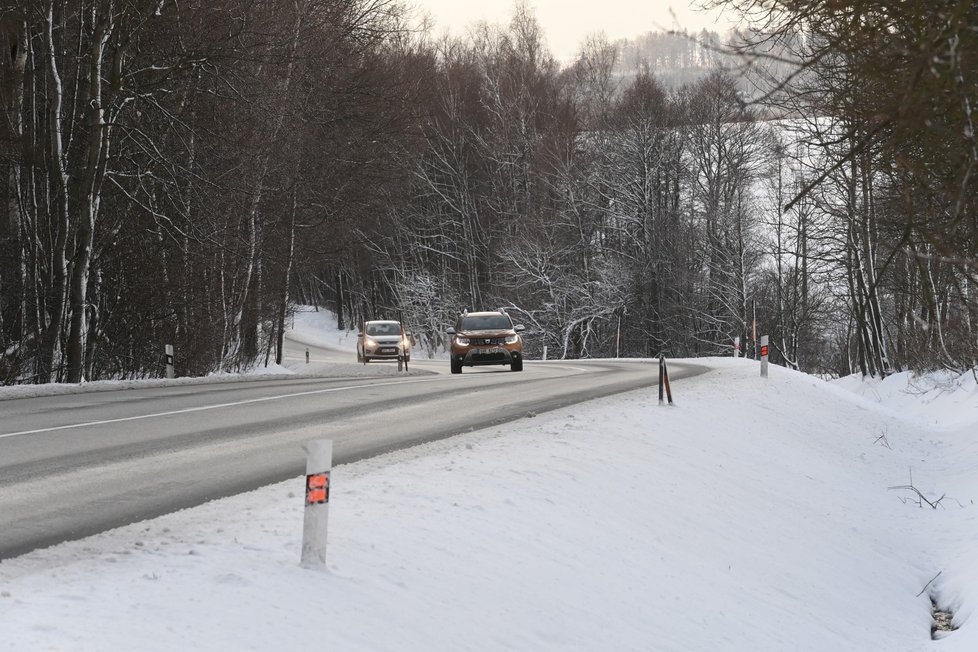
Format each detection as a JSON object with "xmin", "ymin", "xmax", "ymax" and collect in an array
[{"xmin": 0, "ymin": 345, "xmax": 706, "ymax": 559}]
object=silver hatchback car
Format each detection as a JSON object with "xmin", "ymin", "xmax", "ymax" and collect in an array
[{"xmin": 357, "ymin": 320, "xmax": 411, "ymax": 363}]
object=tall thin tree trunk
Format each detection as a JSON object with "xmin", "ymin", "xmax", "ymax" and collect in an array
[
  {"xmin": 275, "ymin": 185, "xmax": 297, "ymax": 365},
  {"xmin": 66, "ymin": 11, "xmax": 111, "ymax": 383},
  {"xmin": 336, "ymin": 270, "xmax": 346, "ymax": 330},
  {"xmin": 39, "ymin": 2, "xmax": 70, "ymax": 383}
]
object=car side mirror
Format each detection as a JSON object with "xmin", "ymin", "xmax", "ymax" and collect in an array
[
  {"xmin": 515, "ymin": 324, "xmax": 525, "ymax": 332},
  {"xmin": 358, "ymin": 332, "xmax": 364, "ymax": 337},
  {"xmin": 446, "ymin": 327, "xmax": 456, "ymax": 335}
]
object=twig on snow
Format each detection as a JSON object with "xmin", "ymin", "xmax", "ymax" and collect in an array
[{"xmin": 917, "ymin": 570, "xmax": 943, "ymax": 598}]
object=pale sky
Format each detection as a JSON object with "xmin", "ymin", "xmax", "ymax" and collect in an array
[{"xmin": 410, "ymin": 0, "xmax": 739, "ymax": 62}]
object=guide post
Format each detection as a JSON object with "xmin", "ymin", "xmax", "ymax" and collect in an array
[
  {"xmin": 301, "ymin": 439, "xmax": 333, "ymax": 569},
  {"xmin": 658, "ymin": 354, "xmax": 673, "ymax": 406},
  {"xmin": 164, "ymin": 344, "xmax": 174, "ymax": 379},
  {"xmin": 760, "ymin": 335, "xmax": 769, "ymax": 378}
]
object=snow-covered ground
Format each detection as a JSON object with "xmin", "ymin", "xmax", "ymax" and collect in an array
[
  {"xmin": 3, "ymin": 319, "xmax": 978, "ymax": 650},
  {"xmin": 287, "ymin": 305, "xmax": 360, "ymax": 354}
]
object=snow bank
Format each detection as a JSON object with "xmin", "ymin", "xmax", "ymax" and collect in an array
[{"xmin": 833, "ymin": 368, "xmax": 978, "ymax": 431}]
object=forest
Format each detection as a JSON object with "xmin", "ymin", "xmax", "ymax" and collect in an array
[{"xmin": 0, "ymin": 0, "xmax": 975, "ymax": 383}]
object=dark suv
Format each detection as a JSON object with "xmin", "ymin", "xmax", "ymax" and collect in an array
[{"xmin": 447, "ymin": 310, "xmax": 525, "ymax": 374}]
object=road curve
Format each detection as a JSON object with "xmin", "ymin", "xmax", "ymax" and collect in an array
[{"xmin": 0, "ymin": 356, "xmax": 707, "ymax": 559}]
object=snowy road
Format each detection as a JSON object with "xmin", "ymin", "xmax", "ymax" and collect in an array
[{"xmin": 0, "ymin": 356, "xmax": 706, "ymax": 559}]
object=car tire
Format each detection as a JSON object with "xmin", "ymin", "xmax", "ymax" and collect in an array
[
  {"xmin": 450, "ymin": 357, "xmax": 462, "ymax": 374},
  {"xmin": 510, "ymin": 358, "xmax": 523, "ymax": 372}
]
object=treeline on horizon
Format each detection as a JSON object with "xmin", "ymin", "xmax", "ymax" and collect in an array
[{"xmin": 0, "ymin": 0, "xmax": 975, "ymax": 383}]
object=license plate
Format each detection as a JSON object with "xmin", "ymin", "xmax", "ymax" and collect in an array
[
  {"xmin": 476, "ymin": 348, "xmax": 504, "ymax": 354},
  {"xmin": 380, "ymin": 347, "xmax": 397, "ymax": 354}
]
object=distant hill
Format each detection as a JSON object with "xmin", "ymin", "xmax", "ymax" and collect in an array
[
  {"xmin": 610, "ymin": 29, "xmax": 797, "ymax": 103},
  {"xmin": 613, "ymin": 30, "xmax": 734, "ymax": 86}
]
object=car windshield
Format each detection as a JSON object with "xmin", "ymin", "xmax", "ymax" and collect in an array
[
  {"xmin": 460, "ymin": 315, "xmax": 512, "ymax": 330},
  {"xmin": 366, "ymin": 322, "xmax": 399, "ymax": 336}
]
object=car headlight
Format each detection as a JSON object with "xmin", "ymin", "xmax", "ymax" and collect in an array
[
  {"xmin": 455, "ymin": 336, "xmax": 470, "ymax": 345},
  {"xmin": 504, "ymin": 334, "xmax": 519, "ymax": 344},
  {"xmin": 364, "ymin": 337, "xmax": 376, "ymax": 346}
]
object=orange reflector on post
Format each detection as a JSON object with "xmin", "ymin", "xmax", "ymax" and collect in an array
[
  {"xmin": 306, "ymin": 472, "xmax": 330, "ymax": 504},
  {"xmin": 301, "ymin": 439, "xmax": 333, "ymax": 568},
  {"xmin": 307, "ymin": 489, "xmax": 327, "ymax": 503}
]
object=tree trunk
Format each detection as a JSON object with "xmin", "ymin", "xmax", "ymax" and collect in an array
[
  {"xmin": 336, "ymin": 269, "xmax": 345, "ymax": 330},
  {"xmin": 66, "ymin": 11, "xmax": 112, "ymax": 383},
  {"xmin": 275, "ymin": 186, "xmax": 297, "ymax": 366},
  {"xmin": 39, "ymin": 2, "xmax": 70, "ymax": 383}
]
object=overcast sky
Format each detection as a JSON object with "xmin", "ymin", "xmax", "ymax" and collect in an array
[{"xmin": 410, "ymin": 0, "xmax": 739, "ymax": 62}]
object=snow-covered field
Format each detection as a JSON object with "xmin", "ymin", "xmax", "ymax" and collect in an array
[{"xmin": 3, "ymin": 347, "xmax": 978, "ymax": 650}]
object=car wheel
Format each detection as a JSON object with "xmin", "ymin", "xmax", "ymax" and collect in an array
[
  {"xmin": 510, "ymin": 358, "xmax": 523, "ymax": 372},
  {"xmin": 450, "ymin": 357, "xmax": 462, "ymax": 374}
]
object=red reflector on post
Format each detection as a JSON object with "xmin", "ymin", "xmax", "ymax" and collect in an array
[
  {"xmin": 307, "ymin": 488, "xmax": 327, "ymax": 503},
  {"xmin": 306, "ymin": 473, "xmax": 330, "ymax": 504}
]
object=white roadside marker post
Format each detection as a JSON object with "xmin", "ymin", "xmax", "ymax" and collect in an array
[
  {"xmin": 301, "ymin": 439, "xmax": 333, "ymax": 569},
  {"xmin": 164, "ymin": 344, "xmax": 175, "ymax": 379},
  {"xmin": 760, "ymin": 335, "xmax": 769, "ymax": 378},
  {"xmin": 734, "ymin": 336, "xmax": 741, "ymax": 358},
  {"xmin": 542, "ymin": 345, "xmax": 548, "ymax": 361}
]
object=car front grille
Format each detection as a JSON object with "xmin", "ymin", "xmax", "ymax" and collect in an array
[{"xmin": 468, "ymin": 337, "xmax": 507, "ymax": 346}]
